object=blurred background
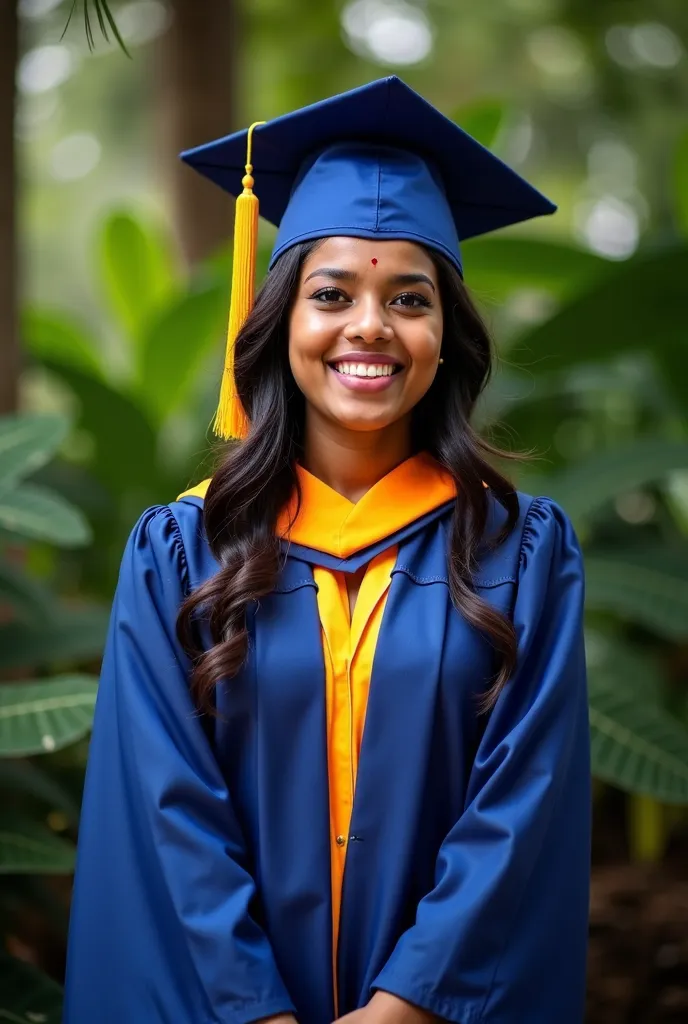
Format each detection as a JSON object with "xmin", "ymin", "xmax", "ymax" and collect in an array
[{"xmin": 0, "ymin": 1, "xmax": 687, "ymax": 1020}]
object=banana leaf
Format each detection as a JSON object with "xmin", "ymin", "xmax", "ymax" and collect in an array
[
  {"xmin": 0, "ymin": 677, "xmax": 98, "ymax": 758},
  {"xmin": 0, "ymin": 414, "xmax": 70, "ymax": 497},
  {"xmin": 0, "ymin": 816, "xmax": 75, "ymax": 875}
]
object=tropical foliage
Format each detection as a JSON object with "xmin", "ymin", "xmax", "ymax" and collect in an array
[
  {"xmin": 0, "ymin": 413, "xmax": 99, "ymax": 1021},
  {"xmin": 6, "ymin": 0, "xmax": 688, "ymax": 1013}
]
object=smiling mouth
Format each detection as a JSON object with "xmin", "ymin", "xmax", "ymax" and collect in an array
[{"xmin": 329, "ymin": 361, "xmax": 403, "ymax": 378}]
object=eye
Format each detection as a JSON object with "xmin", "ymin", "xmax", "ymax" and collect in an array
[
  {"xmin": 311, "ymin": 287, "xmax": 348, "ymax": 303},
  {"xmin": 392, "ymin": 292, "xmax": 432, "ymax": 309}
]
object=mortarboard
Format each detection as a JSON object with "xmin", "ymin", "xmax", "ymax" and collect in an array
[{"xmin": 181, "ymin": 76, "xmax": 556, "ymax": 440}]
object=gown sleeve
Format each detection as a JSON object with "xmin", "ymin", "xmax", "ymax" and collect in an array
[
  {"xmin": 63, "ymin": 506, "xmax": 296, "ymax": 1024},
  {"xmin": 371, "ymin": 498, "xmax": 591, "ymax": 1024}
]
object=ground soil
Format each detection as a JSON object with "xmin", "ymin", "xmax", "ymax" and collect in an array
[{"xmin": 586, "ymin": 791, "xmax": 688, "ymax": 1022}]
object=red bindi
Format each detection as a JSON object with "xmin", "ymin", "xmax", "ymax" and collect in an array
[{"xmin": 371, "ymin": 258, "xmax": 378, "ymax": 266}]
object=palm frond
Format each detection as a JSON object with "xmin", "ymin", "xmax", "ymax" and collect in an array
[
  {"xmin": 93, "ymin": 0, "xmax": 110, "ymax": 41},
  {"xmin": 83, "ymin": 0, "xmax": 94, "ymax": 51},
  {"xmin": 61, "ymin": 0, "xmax": 131, "ymax": 58},
  {"xmin": 99, "ymin": 0, "xmax": 131, "ymax": 55}
]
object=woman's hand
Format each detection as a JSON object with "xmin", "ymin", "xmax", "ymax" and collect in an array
[{"xmin": 335, "ymin": 990, "xmax": 438, "ymax": 1024}]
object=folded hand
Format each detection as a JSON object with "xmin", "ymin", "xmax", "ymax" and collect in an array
[{"xmin": 334, "ymin": 990, "xmax": 438, "ymax": 1024}]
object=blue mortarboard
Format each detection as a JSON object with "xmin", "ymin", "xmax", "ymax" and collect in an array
[
  {"xmin": 180, "ymin": 76, "xmax": 556, "ymax": 439},
  {"xmin": 181, "ymin": 75, "xmax": 555, "ymax": 274}
]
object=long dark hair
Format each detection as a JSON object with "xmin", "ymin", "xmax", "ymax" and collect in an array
[{"xmin": 177, "ymin": 240, "xmax": 522, "ymax": 716}]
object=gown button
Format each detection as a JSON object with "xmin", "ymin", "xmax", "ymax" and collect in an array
[{"xmin": 336, "ymin": 835, "xmax": 346, "ymax": 846}]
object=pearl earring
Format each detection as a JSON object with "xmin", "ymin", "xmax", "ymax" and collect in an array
[{"xmin": 438, "ymin": 357, "xmax": 444, "ymax": 365}]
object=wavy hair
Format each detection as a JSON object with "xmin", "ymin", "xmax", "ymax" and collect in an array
[{"xmin": 177, "ymin": 240, "xmax": 522, "ymax": 716}]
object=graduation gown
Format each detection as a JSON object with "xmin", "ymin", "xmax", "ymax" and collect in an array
[{"xmin": 64, "ymin": 454, "xmax": 591, "ymax": 1024}]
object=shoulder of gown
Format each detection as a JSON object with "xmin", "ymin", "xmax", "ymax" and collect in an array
[{"xmin": 127, "ymin": 487, "xmax": 582, "ymax": 608}]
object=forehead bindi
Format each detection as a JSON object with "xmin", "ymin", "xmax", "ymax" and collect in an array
[{"xmin": 371, "ymin": 258, "xmax": 378, "ymax": 266}]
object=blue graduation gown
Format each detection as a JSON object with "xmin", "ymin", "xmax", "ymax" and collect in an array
[{"xmin": 64, "ymin": 491, "xmax": 591, "ymax": 1024}]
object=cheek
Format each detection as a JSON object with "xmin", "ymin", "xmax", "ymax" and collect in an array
[
  {"xmin": 406, "ymin": 321, "xmax": 443, "ymax": 374},
  {"xmin": 288, "ymin": 306, "xmax": 333, "ymax": 394}
]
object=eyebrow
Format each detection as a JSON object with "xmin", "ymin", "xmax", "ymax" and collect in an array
[{"xmin": 303, "ymin": 267, "xmax": 436, "ymax": 292}]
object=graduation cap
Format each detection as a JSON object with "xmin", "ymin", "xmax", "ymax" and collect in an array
[{"xmin": 181, "ymin": 76, "xmax": 556, "ymax": 440}]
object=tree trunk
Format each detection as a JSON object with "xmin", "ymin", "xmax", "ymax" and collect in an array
[
  {"xmin": 153, "ymin": 0, "xmax": 238, "ymax": 266},
  {"xmin": 0, "ymin": 0, "xmax": 19, "ymax": 414}
]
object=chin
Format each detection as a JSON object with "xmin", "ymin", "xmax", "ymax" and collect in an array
[{"xmin": 328, "ymin": 409, "xmax": 397, "ymax": 432}]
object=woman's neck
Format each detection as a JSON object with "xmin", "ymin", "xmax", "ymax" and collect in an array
[{"xmin": 301, "ymin": 414, "xmax": 413, "ymax": 504}]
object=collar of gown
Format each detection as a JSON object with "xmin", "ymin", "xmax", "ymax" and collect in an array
[{"xmin": 177, "ymin": 451, "xmax": 457, "ymax": 559}]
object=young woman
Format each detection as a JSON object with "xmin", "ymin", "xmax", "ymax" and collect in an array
[{"xmin": 64, "ymin": 77, "xmax": 590, "ymax": 1024}]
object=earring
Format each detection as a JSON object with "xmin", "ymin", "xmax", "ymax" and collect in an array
[{"xmin": 438, "ymin": 357, "xmax": 444, "ymax": 365}]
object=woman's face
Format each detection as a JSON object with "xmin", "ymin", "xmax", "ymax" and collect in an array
[{"xmin": 288, "ymin": 236, "xmax": 443, "ymax": 435}]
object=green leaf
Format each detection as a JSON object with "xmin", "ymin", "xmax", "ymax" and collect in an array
[
  {"xmin": 0, "ymin": 676, "xmax": 98, "ymax": 758},
  {"xmin": 0, "ymin": 560, "xmax": 53, "ymax": 623},
  {"xmin": 0, "ymin": 414, "xmax": 70, "ymax": 494},
  {"xmin": 588, "ymin": 673, "xmax": 688, "ymax": 803},
  {"xmin": 0, "ymin": 759, "xmax": 80, "ymax": 823},
  {"xmin": 139, "ymin": 280, "xmax": 227, "ymax": 421},
  {"xmin": 38, "ymin": 360, "xmax": 160, "ymax": 495},
  {"xmin": 0, "ymin": 816, "xmax": 75, "ymax": 874},
  {"xmin": 98, "ymin": 0, "xmax": 132, "ymax": 56},
  {"xmin": 62, "ymin": 0, "xmax": 130, "ymax": 56},
  {"xmin": 0, "ymin": 606, "xmax": 108, "ymax": 672},
  {"xmin": 462, "ymin": 237, "xmax": 611, "ymax": 303},
  {"xmin": 674, "ymin": 129, "xmax": 688, "ymax": 239},
  {"xmin": 22, "ymin": 307, "xmax": 104, "ymax": 377},
  {"xmin": 452, "ymin": 99, "xmax": 506, "ymax": 149},
  {"xmin": 83, "ymin": 0, "xmax": 94, "ymax": 49},
  {"xmin": 0, "ymin": 483, "xmax": 91, "ymax": 547},
  {"xmin": 585, "ymin": 547, "xmax": 688, "ymax": 641},
  {"xmin": 522, "ymin": 439, "xmax": 688, "ymax": 521},
  {"xmin": 585, "ymin": 630, "xmax": 669, "ymax": 704},
  {"xmin": 0, "ymin": 954, "xmax": 63, "ymax": 1023},
  {"xmin": 509, "ymin": 246, "xmax": 688, "ymax": 408},
  {"xmin": 98, "ymin": 211, "xmax": 177, "ymax": 342},
  {"xmin": 93, "ymin": 0, "xmax": 109, "ymax": 41}
]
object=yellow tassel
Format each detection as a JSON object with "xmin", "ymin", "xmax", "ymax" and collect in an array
[{"xmin": 213, "ymin": 120, "xmax": 266, "ymax": 440}]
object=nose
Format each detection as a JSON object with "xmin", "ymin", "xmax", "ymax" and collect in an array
[{"xmin": 343, "ymin": 294, "xmax": 394, "ymax": 345}]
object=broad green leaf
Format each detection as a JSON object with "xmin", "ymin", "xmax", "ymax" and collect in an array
[
  {"xmin": 0, "ymin": 816, "xmax": 75, "ymax": 874},
  {"xmin": 588, "ymin": 673, "xmax": 688, "ymax": 804},
  {"xmin": 509, "ymin": 246, "xmax": 688, "ymax": 408},
  {"xmin": 139, "ymin": 279, "xmax": 227, "ymax": 421},
  {"xmin": 674, "ymin": 129, "xmax": 688, "ymax": 239},
  {"xmin": 585, "ymin": 548, "xmax": 688, "ymax": 641},
  {"xmin": 0, "ymin": 413, "xmax": 70, "ymax": 494},
  {"xmin": 666, "ymin": 469, "xmax": 688, "ymax": 536},
  {"xmin": 22, "ymin": 306, "xmax": 104, "ymax": 377},
  {"xmin": 585, "ymin": 630, "xmax": 669, "ymax": 705},
  {"xmin": 452, "ymin": 99, "xmax": 506, "ymax": 149},
  {"xmin": 38, "ymin": 359, "xmax": 159, "ymax": 494},
  {"xmin": 0, "ymin": 483, "xmax": 91, "ymax": 546},
  {"xmin": 0, "ymin": 953, "xmax": 63, "ymax": 1023},
  {"xmin": 98, "ymin": 210, "xmax": 177, "ymax": 341},
  {"xmin": 0, "ymin": 559, "xmax": 53, "ymax": 623},
  {"xmin": 0, "ymin": 676, "xmax": 98, "ymax": 757},
  {"xmin": 462, "ymin": 237, "xmax": 611, "ymax": 303},
  {"xmin": 522, "ymin": 439, "xmax": 688, "ymax": 521},
  {"xmin": 0, "ymin": 606, "xmax": 108, "ymax": 672},
  {"xmin": 0, "ymin": 759, "xmax": 80, "ymax": 822}
]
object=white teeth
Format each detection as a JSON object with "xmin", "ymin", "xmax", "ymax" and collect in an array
[{"xmin": 332, "ymin": 362, "xmax": 397, "ymax": 377}]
